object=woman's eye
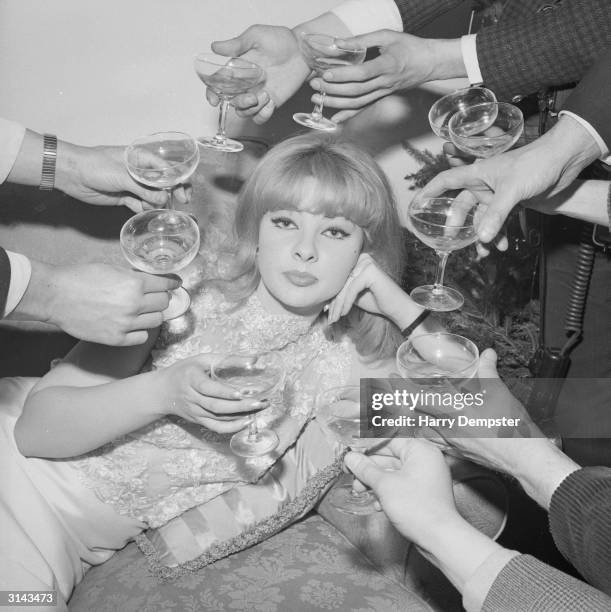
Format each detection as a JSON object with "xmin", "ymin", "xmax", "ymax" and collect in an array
[
  {"xmin": 271, "ymin": 216, "xmax": 296, "ymax": 229},
  {"xmin": 324, "ymin": 227, "xmax": 350, "ymax": 239}
]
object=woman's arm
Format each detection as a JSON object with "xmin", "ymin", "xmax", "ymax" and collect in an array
[{"xmin": 15, "ymin": 331, "xmax": 164, "ymax": 457}]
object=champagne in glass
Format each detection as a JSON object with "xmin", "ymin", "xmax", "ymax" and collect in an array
[
  {"xmin": 125, "ymin": 132, "xmax": 200, "ymax": 209},
  {"xmin": 211, "ymin": 352, "xmax": 285, "ymax": 457},
  {"xmin": 317, "ymin": 385, "xmax": 378, "ymax": 515},
  {"xmin": 120, "ymin": 209, "xmax": 200, "ymax": 320},
  {"xmin": 194, "ymin": 53, "xmax": 264, "ymax": 153},
  {"xmin": 428, "ymin": 87, "xmax": 497, "ymax": 141},
  {"xmin": 407, "ymin": 197, "xmax": 479, "ymax": 312},
  {"xmin": 293, "ymin": 34, "xmax": 366, "ymax": 132},
  {"xmin": 449, "ymin": 101, "xmax": 524, "ymax": 158}
]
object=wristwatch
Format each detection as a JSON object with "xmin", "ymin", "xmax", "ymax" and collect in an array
[{"xmin": 39, "ymin": 133, "xmax": 57, "ymax": 191}]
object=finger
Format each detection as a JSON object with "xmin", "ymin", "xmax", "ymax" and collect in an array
[
  {"xmin": 197, "ymin": 416, "xmax": 252, "ymax": 434},
  {"xmin": 477, "ymin": 348, "xmax": 499, "ymax": 378},
  {"xmin": 333, "ymin": 30, "xmax": 394, "ymax": 58},
  {"xmin": 477, "ymin": 190, "xmax": 521, "ymax": 243},
  {"xmin": 420, "ymin": 166, "xmax": 478, "ymax": 199},
  {"xmin": 233, "ymin": 89, "xmax": 268, "ymax": 113},
  {"xmin": 118, "ymin": 330, "xmax": 150, "ymax": 346},
  {"xmin": 171, "ymin": 185, "xmax": 190, "ymax": 205},
  {"xmin": 120, "ymin": 197, "xmax": 144, "ymax": 214},
  {"xmin": 139, "ymin": 291, "xmax": 171, "ymax": 314},
  {"xmin": 494, "ymin": 233, "xmax": 508, "ymax": 251},
  {"xmin": 206, "ymin": 88, "xmax": 220, "ymax": 107},
  {"xmin": 133, "ymin": 311, "xmax": 164, "ymax": 329},
  {"xmin": 252, "ymin": 99, "xmax": 276, "ymax": 125},
  {"xmin": 344, "ymin": 451, "xmax": 384, "ymax": 488},
  {"xmin": 201, "ymin": 396, "xmax": 269, "ymax": 416},
  {"xmin": 211, "ymin": 34, "xmax": 250, "ymax": 58},
  {"xmin": 313, "ymin": 89, "xmax": 392, "ymax": 111},
  {"xmin": 311, "ymin": 73, "xmax": 390, "ymax": 97},
  {"xmin": 139, "ymin": 273, "xmax": 182, "ymax": 292}
]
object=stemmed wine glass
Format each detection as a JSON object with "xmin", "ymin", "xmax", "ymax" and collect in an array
[
  {"xmin": 428, "ymin": 86, "xmax": 497, "ymax": 141},
  {"xmin": 293, "ymin": 33, "xmax": 366, "ymax": 132},
  {"xmin": 407, "ymin": 196, "xmax": 480, "ymax": 312},
  {"xmin": 317, "ymin": 385, "xmax": 379, "ymax": 515},
  {"xmin": 120, "ymin": 209, "xmax": 200, "ymax": 320},
  {"xmin": 125, "ymin": 132, "xmax": 200, "ymax": 209},
  {"xmin": 448, "ymin": 101, "xmax": 524, "ymax": 158},
  {"xmin": 211, "ymin": 352, "xmax": 285, "ymax": 457},
  {"xmin": 194, "ymin": 53, "xmax": 265, "ymax": 153},
  {"xmin": 396, "ymin": 332, "xmax": 480, "ymax": 386}
]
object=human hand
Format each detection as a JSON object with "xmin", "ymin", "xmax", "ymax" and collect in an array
[
  {"xmin": 210, "ymin": 25, "xmax": 309, "ymax": 124},
  {"xmin": 420, "ymin": 115, "xmax": 602, "ymax": 243},
  {"xmin": 310, "ymin": 31, "xmax": 464, "ymax": 124},
  {"xmin": 159, "ymin": 353, "xmax": 268, "ymax": 433},
  {"xmin": 326, "ymin": 253, "xmax": 411, "ymax": 326},
  {"xmin": 43, "ymin": 262, "xmax": 181, "ymax": 346},
  {"xmin": 55, "ymin": 143, "xmax": 191, "ymax": 212},
  {"xmin": 344, "ymin": 439, "xmax": 460, "ymax": 547}
]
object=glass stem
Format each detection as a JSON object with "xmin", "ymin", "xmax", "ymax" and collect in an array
[
  {"xmin": 312, "ymin": 88, "xmax": 325, "ymax": 120},
  {"xmin": 349, "ymin": 476, "xmax": 370, "ymax": 501},
  {"xmin": 164, "ymin": 187, "xmax": 174, "ymax": 210},
  {"xmin": 433, "ymin": 250, "xmax": 450, "ymax": 294},
  {"xmin": 246, "ymin": 415, "xmax": 260, "ymax": 442},
  {"xmin": 215, "ymin": 97, "xmax": 230, "ymax": 144}
]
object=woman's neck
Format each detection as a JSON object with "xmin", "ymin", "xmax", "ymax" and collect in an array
[{"xmin": 254, "ymin": 284, "xmax": 322, "ymax": 323}]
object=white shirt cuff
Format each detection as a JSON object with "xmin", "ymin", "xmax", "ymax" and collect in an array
[
  {"xmin": 558, "ymin": 110, "xmax": 611, "ymax": 164},
  {"xmin": 331, "ymin": 0, "xmax": 403, "ymax": 35},
  {"xmin": 463, "ymin": 548, "xmax": 521, "ymax": 612},
  {"xmin": 0, "ymin": 118, "xmax": 26, "ymax": 184},
  {"xmin": 4, "ymin": 251, "xmax": 32, "ymax": 317},
  {"xmin": 461, "ymin": 34, "xmax": 483, "ymax": 86}
]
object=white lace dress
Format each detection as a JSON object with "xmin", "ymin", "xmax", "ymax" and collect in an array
[{"xmin": 0, "ymin": 288, "xmax": 352, "ymax": 605}]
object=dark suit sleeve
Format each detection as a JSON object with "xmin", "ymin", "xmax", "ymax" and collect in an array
[
  {"xmin": 476, "ymin": 0, "xmax": 611, "ymax": 100},
  {"xmin": 563, "ymin": 48, "xmax": 611, "ymax": 150},
  {"xmin": 0, "ymin": 247, "xmax": 10, "ymax": 317},
  {"xmin": 393, "ymin": 0, "xmax": 465, "ymax": 32},
  {"xmin": 548, "ymin": 466, "xmax": 611, "ymax": 596}
]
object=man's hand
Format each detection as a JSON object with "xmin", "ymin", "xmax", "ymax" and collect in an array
[
  {"xmin": 55, "ymin": 143, "xmax": 191, "ymax": 212},
  {"xmin": 210, "ymin": 25, "xmax": 310, "ymax": 124},
  {"xmin": 309, "ymin": 31, "xmax": 465, "ymax": 124},
  {"xmin": 11, "ymin": 260, "xmax": 181, "ymax": 346},
  {"xmin": 419, "ymin": 115, "xmax": 602, "ymax": 243}
]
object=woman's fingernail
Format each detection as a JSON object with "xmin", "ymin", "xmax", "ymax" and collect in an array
[
  {"xmin": 323, "ymin": 304, "xmax": 329, "ymax": 312},
  {"xmin": 323, "ymin": 71, "xmax": 333, "ymax": 81},
  {"xmin": 250, "ymin": 399, "xmax": 269, "ymax": 409}
]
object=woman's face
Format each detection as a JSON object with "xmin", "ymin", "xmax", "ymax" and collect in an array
[{"xmin": 255, "ymin": 198, "xmax": 364, "ymax": 317}]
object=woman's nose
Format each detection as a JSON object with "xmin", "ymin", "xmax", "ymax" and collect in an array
[{"xmin": 293, "ymin": 234, "xmax": 318, "ymax": 262}]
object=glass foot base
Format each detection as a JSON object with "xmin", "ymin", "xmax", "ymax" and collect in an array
[
  {"xmin": 230, "ymin": 428, "xmax": 279, "ymax": 457},
  {"xmin": 198, "ymin": 136, "xmax": 243, "ymax": 153},
  {"xmin": 162, "ymin": 287, "xmax": 191, "ymax": 320},
  {"xmin": 410, "ymin": 285, "xmax": 464, "ymax": 312},
  {"xmin": 293, "ymin": 113, "xmax": 337, "ymax": 132},
  {"xmin": 328, "ymin": 484, "xmax": 377, "ymax": 515}
]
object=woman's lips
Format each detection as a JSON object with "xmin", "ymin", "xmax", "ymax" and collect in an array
[{"xmin": 282, "ymin": 270, "xmax": 318, "ymax": 287}]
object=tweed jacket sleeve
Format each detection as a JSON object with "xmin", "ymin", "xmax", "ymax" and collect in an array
[
  {"xmin": 476, "ymin": 0, "xmax": 611, "ymax": 100},
  {"xmin": 548, "ymin": 466, "xmax": 611, "ymax": 595},
  {"xmin": 481, "ymin": 554, "xmax": 611, "ymax": 611},
  {"xmin": 0, "ymin": 247, "xmax": 10, "ymax": 317},
  {"xmin": 563, "ymin": 48, "xmax": 611, "ymax": 150}
]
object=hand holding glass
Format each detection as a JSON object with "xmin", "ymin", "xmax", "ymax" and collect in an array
[
  {"xmin": 449, "ymin": 101, "xmax": 524, "ymax": 158},
  {"xmin": 211, "ymin": 352, "xmax": 285, "ymax": 457},
  {"xmin": 407, "ymin": 197, "xmax": 480, "ymax": 312},
  {"xmin": 428, "ymin": 86, "xmax": 497, "ymax": 141},
  {"xmin": 317, "ymin": 385, "xmax": 379, "ymax": 515},
  {"xmin": 194, "ymin": 53, "xmax": 265, "ymax": 153},
  {"xmin": 120, "ymin": 210, "xmax": 200, "ymax": 320},
  {"xmin": 293, "ymin": 34, "xmax": 366, "ymax": 132},
  {"xmin": 125, "ymin": 132, "xmax": 199, "ymax": 209}
]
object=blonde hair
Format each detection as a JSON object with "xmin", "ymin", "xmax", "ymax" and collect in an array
[{"xmin": 216, "ymin": 132, "xmax": 405, "ymax": 360}]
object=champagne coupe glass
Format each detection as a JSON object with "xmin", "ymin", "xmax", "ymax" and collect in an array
[
  {"xmin": 407, "ymin": 196, "xmax": 480, "ymax": 312},
  {"xmin": 317, "ymin": 385, "xmax": 379, "ymax": 515},
  {"xmin": 211, "ymin": 352, "xmax": 285, "ymax": 457},
  {"xmin": 448, "ymin": 101, "xmax": 524, "ymax": 158},
  {"xmin": 293, "ymin": 33, "xmax": 366, "ymax": 132},
  {"xmin": 396, "ymin": 332, "xmax": 480, "ymax": 386},
  {"xmin": 120, "ymin": 209, "xmax": 200, "ymax": 320},
  {"xmin": 194, "ymin": 53, "xmax": 265, "ymax": 153},
  {"xmin": 428, "ymin": 86, "xmax": 497, "ymax": 141},
  {"xmin": 125, "ymin": 132, "xmax": 200, "ymax": 209}
]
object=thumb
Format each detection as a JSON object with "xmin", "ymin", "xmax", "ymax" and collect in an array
[
  {"xmin": 212, "ymin": 32, "xmax": 251, "ymax": 57},
  {"xmin": 344, "ymin": 451, "xmax": 382, "ymax": 489},
  {"xmin": 477, "ymin": 348, "xmax": 499, "ymax": 379}
]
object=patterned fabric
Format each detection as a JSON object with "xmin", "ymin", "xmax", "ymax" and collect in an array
[
  {"xmin": 135, "ymin": 421, "xmax": 344, "ymax": 579},
  {"xmin": 68, "ymin": 514, "xmax": 433, "ymax": 612},
  {"xmin": 66, "ymin": 288, "xmax": 351, "ymax": 528}
]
